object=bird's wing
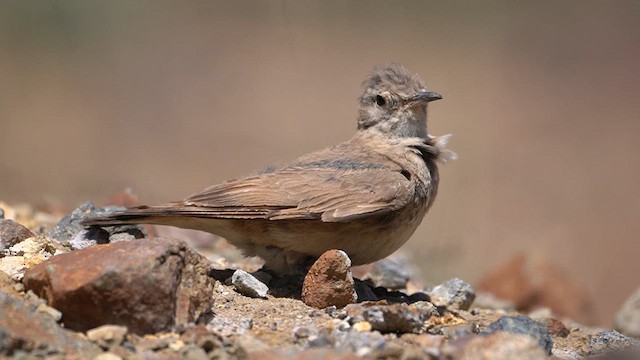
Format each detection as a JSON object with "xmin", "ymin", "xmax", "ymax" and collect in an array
[{"xmin": 182, "ymin": 156, "xmax": 415, "ymax": 222}]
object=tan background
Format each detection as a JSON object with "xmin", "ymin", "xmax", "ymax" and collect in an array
[{"xmin": 1, "ymin": 1, "xmax": 638, "ymax": 325}]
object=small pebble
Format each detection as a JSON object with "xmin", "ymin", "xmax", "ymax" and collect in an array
[
  {"xmin": 86, "ymin": 324, "xmax": 128, "ymax": 349},
  {"xmin": 37, "ymin": 303, "xmax": 62, "ymax": 322},
  {"xmin": 428, "ymin": 278, "xmax": 476, "ymax": 310},
  {"xmin": 231, "ymin": 269, "xmax": 269, "ymax": 298},
  {"xmin": 352, "ymin": 321, "xmax": 372, "ymax": 332}
]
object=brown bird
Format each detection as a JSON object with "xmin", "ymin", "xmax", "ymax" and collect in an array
[{"xmin": 84, "ymin": 63, "xmax": 456, "ymax": 273}]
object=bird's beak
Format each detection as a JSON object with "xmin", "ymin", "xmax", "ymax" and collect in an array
[{"xmin": 406, "ymin": 91, "xmax": 443, "ymax": 107}]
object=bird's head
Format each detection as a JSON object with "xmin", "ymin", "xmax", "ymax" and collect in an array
[{"xmin": 357, "ymin": 63, "xmax": 442, "ymax": 139}]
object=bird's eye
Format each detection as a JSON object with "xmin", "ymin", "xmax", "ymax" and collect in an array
[{"xmin": 375, "ymin": 95, "xmax": 386, "ymax": 107}]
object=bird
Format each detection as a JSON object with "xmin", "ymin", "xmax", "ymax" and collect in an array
[{"xmin": 84, "ymin": 63, "xmax": 456, "ymax": 273}]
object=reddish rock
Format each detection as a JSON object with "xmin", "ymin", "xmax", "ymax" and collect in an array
[
  {"xmin": 0, "ymin": 219, "xmax": 35, "ymax": 251},
  {"xmin": 0, "ymin": 288, "xmax": 101, "ymax": 357},
  {"xmin": 23, "ymin": 237, "xmax": 214, "ymax": 334},
  {"xmin": 477, "ymin": 254, "xmax": 595, "ymax": 324},
  {"xmin": 302, "ymin": 250, "xmax": 357, "ymax": 309}
]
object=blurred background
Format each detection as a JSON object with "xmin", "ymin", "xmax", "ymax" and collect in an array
[{"xmin": 1, "ymin": 1, "xmax": 638, "ymax": 326}]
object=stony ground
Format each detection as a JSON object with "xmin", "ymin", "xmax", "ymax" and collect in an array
[{"xmin": 0, "ymin": 197, "xmax": 639, "ymax": 360}]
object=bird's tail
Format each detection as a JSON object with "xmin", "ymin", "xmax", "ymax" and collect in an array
[{"xmin": 81, "ymin": 204, "xmax": 193, "ymax": 227}]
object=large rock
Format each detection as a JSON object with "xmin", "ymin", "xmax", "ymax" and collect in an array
[
  {"xmin": 0, "ymin": 288, "xmax": 101, "ymax": 357},
  {"xmin": 23, "ymin": 237, "xmax": 215, "ymax": 334}
]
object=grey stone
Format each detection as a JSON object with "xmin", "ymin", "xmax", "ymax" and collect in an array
[
  {"xmin": 368, "ymin": 259, "xmax": 410, "ymax": 289},
  {"xmin": 482, "ymin": 315, "xmax": 553, "ymax": 354},
  {"xmin": 69, "ymin": 228, "xmax": 109, "ymax": 250},
  {"xmin": 46, "ymin": 202, "xmax": 145, "ymax": 243},
  {"xmin": 585, "ymin": 330, "xmax": 639, "ymax": 356},
  {"xmin": 615, "ymin": 287, "xmax": 640, "ymax": 338},
  {"xmin": 231, "ymin": 269, "xmax": 268, "ymax": 298},
  {"xmin": 428, "ymin": 278, "xmax": 476, "ymax": 310}
]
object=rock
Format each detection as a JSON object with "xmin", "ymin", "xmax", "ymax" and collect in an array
[
  {"xmin": 482, "ymin": 315, "xmax": 553, "ymax": 354},
  {"xmin": 0, "ymin": 207, "xmax": 4, "ymax": 219},
  {"xmin": 207, "ymin": 316, "xmax": 254, "ymax": 336},
  {"xmin": 428, "ymin": 278, "xmax": 476, "ymax": 310},
  {"xmin": 614, "ymin": 287, "xmax": 640, "ymax": 338},
  {"xmin": 367, "ymin": 259, "xmax": 410, "ymax": 289},
  {"xmin": 232, "ymin": 269, "xmax": 268, "ymax": 298},
  {"xmin": 354, "ymin": 279, "xmax": 378, "ymax": 302},
  {"xmin": 581, "ymin": 330, "xmax": 639, "ymax": 357},
  {"xmin": 23, "ymin": 237, "xmax": 215, "ymax": 334},
  {"xmin": 94, "ymin": 353, "xmax": 123, "ymax": 360},
  {"xmin": 361, "ymin": 303, "xmax": 424, "ymax": 334},
  {"xmin": 352, "ymin": 321, "xmax": 372, "ymax": 332},
  {"xmin": 0, "ymin": 219, "xmax": 35, "ymax": 251},
  {"xmin": 0, "ymin": 288, "xmax": 101, "ymax": 357},
  {"xmin": 331, "ymin": 330, "xmax": 388, "ymax": 356},
  {"xmin": 180, "ymin": 324, "xmax": 224, "ymax": 353},
  {"xmin": 87, "ymin": 325, "xmax": 128, "ymax": 349},
  {"xmin": 0, "ymin": 256, "xmax": 25, "ymax": 280},
  {"xmin": 458, "ymin": 332, "xmax": 549, "ymax": 360},
  {"xmin": 46, "ymin": 201, "xmax": 145, "ymax": 243},
  {"xmin": 477, "ymin": 254, "xmax": 595, "ymax": 324},
  {"xmin": 37, "ymin": 302, "xmax": 63, "ymax": 322},
  {"xmin": 302, "ymin": 250, "xmax": 357, "ymax": 309},
  {"xmin": 69, "ymin": 227, "xmax": 110, "ymax": 250}
]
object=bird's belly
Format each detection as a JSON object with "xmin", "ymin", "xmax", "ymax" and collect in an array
[{"xmin": 213, "ymin": 199, "xmax": 430, "ymax": 266}]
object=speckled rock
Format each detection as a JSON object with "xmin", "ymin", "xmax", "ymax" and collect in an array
[
  {"xmin": 23, "ymin": 237, "xmax": 215, "ymax": 334},
  {"xmin": 482, "ymin": 315, "xmax": 553, "ymax": 354},
  {"xmin": 580, "ymin": 330, "xmax": 639, "ymax": 357},
  {"xmin": 428, "ymin": 278, "xmax": 476, "ymax": 310},
  {"xmin": 232, "ymin": 269, "xmax": 268, "ymax": 298},
  {"xmin": 302, "ymin": 250, "xmax": 357, "ymax": 309}
]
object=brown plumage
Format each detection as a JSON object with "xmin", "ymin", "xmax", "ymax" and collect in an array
[{"xmin": 84, "ymin": 63, "xmax": 456, "ymax": 273}]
